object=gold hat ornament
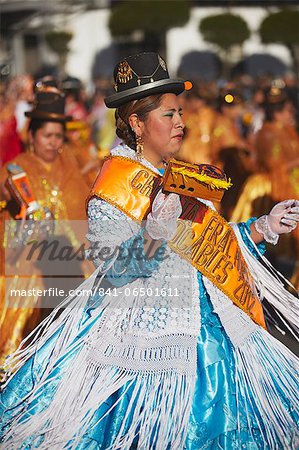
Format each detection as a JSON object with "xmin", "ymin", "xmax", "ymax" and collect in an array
[{"xmin": 105, "ymin": 52, "xmax": 187, "ymax": 108}]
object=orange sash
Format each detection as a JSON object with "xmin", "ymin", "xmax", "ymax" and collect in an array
[{"xmin": 89, "ymin": 156, "xmax": 266, "ymax": 328}]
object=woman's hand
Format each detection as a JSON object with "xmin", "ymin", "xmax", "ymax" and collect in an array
[
  {"xmin": 254, "ymin": 199, "xmax": 299, "ymax": 244},
  {"xmin": 145, "ymin": 190, "xmax": 182, "ymax": 241}
]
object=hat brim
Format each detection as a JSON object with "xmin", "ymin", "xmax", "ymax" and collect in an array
[
  {"xmin": 66, "ymin": 120, "xmax": 89, "ymax": 130},
  {"xmin": 25, "ymin": 111, "xmax": 72, "ymax": 122},
  {"xmin": 105, "ymin": 79, "xmax": 185, "ymax": 108}
]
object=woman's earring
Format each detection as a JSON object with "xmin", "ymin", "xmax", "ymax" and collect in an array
[
  {"xmin": 136, "ymin": 135, "xmax": 144, "ymax": 160},
  {"xmin": 28, "ymin": 142, "xmax": 34, "ymax": 154}
]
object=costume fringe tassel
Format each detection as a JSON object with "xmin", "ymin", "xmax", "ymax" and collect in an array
[
  {"xmin": 235, "ymin": 328, "xmax": 299, "ymax": 449},
  {"xmin": 231, "ymin": 223, "xmax": 299, "ymax": 335},
  {"xmin": 2, "ymin": 352, "xmax": 195, "ymax": 450}
]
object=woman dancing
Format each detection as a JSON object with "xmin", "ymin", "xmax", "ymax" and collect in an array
[{"xmin": 0, "ymin": 52, "xmax": 298, "ymax": 449}]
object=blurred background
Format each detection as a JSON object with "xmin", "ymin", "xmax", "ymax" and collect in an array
[{"xmin": 1, "ymin": 0, "xmax": 298, "ymax": 85}]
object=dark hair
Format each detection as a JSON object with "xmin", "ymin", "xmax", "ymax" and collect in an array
[
  {"xmin": 264, "ymin": 99, "xmax": 289, "ymax": 122},
  {"xmin": 65, "ymin": 89, "xmax": 80, "ymax": 103},
  {"xmin": 28, "ymin": 119, "xmax": 66, "ymax": 136},
  {"xmin": 115, "ymin": 94, "xmax": 164, "ymax": 150}
]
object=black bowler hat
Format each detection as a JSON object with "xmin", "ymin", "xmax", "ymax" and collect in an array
[
  {"xmin": 105, "ymin": 52, "xmax": 186, "ymax": 108},
  {"xmin": 34, "ymin": 76, "xmax": 58, "ymax": 92},
  {"xmin": 61, "ymin": 76, "xmax": 82, "ymax": 91},
  {"xmin": 263, "ymin": 86, "xmax": 288, "ymax": 105},
  {"xmin": 25, "ymin": 86, "xmax": 72, "ymax": 122}
]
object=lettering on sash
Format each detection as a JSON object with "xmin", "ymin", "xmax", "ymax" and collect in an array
[
  {"xmin": 171, "ymin": 211, "xmax": 258, "ymax": 316},
  {"xmin": 131, "ymin": 170, "xmax": 162, "ymax": 197},
  {"xmin": 233, "ymin": 282, "xmax": 256, "ymax": 312}
]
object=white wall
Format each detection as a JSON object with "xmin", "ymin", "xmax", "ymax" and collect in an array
[
  {"xmin": 64, "ymin": 6, "xmax": 294, "ymax": 83},
  {"xmin": 167, "ymin": 7, "xmax": 292, "ymax": 75},
  {"xmin": 66, "ymin": 9, "xmax": 111, "ymax": 86}
]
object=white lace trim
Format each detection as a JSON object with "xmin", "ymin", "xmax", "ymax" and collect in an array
[
  {"xmin": 87, "ymin": 333, "xmax": 198, "ymax": 374},
  {"xmin": 86, "ymin": 194, "xmax": 201, "ymax": 344},
  {"xmin": 254, "ymin": 215, "xmax": 279, "ymax": 245},
  {"xmin": 111, "ymin": 143, "xmax": 162, "ymax": 175}
]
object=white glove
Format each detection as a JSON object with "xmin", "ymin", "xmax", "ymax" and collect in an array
[
  {"xmin": 145, "ymin": 190, "xmax": 182, "ymax": 241},
  {"xmin": 254, "ymin": 199, "xmax": 299, "ymax": 245}
]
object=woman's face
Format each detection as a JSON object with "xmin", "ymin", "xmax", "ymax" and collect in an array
[
  {"xmin": 223, "ymin": 103, "xmax": 242, "ymax": 120},
  {"xmin": 141, "ymin": 93, "xmax": 184, "ymax": 161},
  {"xmin": 32, "ymin": 122, "xmax": 64, "ymax": 163},
  {"xmin": 275, "ymin": 101, "xmax": 295, "ymax": 127}
]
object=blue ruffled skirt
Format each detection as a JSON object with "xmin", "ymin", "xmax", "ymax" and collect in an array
[{"xmin": 1, "ymin": 271, "xmax": 276, "ymax": 449}]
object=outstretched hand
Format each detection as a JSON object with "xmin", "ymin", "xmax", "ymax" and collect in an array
[
  {"xmin": 254, "ymin": 199, "xmax": 299, "ymax": 245},
  {"xmin": 268, "ymin": 200, "xmax": 299, "ymax": 235}
]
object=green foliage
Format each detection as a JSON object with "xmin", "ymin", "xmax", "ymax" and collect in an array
[
  {"xmin": 259, "ymin": 10, "xmax": 299, "ymax": 46},
  {"xmin": 199, "ymin": 13, "xmax": 250, "ymax": 51},
  {"xmin": 45, "ymin": 31, "xmax": 73, "ymax": 56},
  {"xmin": 109, "ymin": 0, "xmax": 190, "ymax": 37}
]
